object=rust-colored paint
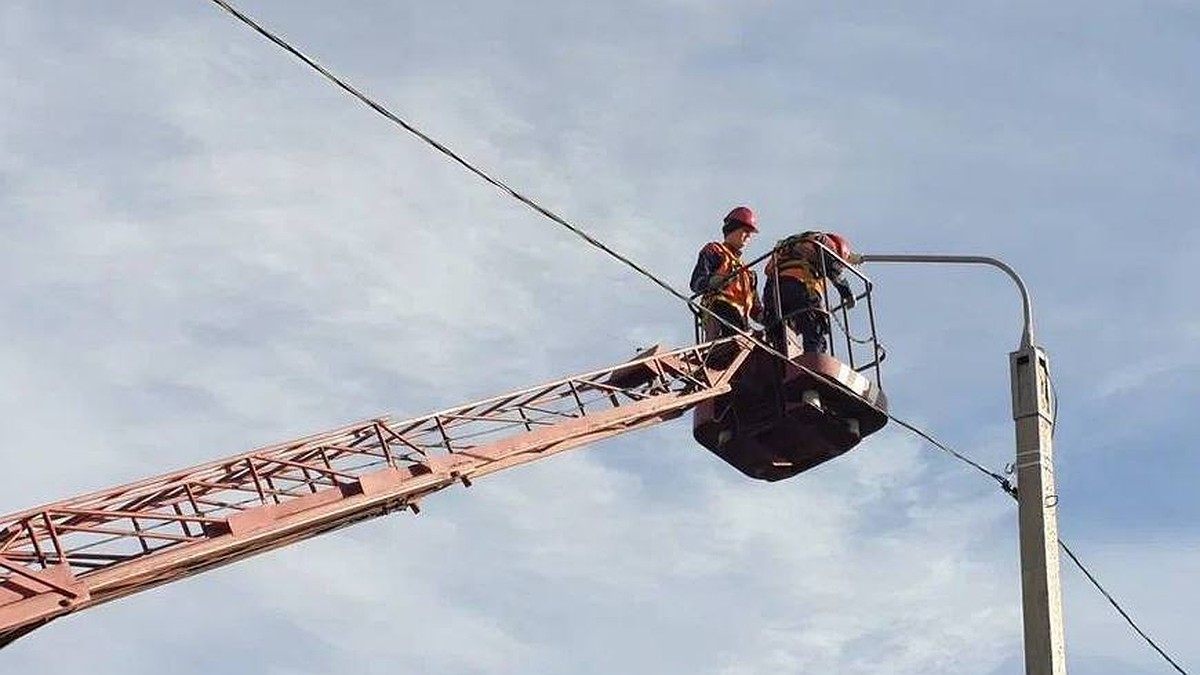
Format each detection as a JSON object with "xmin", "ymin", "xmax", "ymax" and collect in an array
[{"xmin": 0, "ymin": 339, "xmax": 751, "ymax": 647}]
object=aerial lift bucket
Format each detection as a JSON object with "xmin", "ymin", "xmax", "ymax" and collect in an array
[
  {"xmin": 693, "ymin": 342, "xmax": 888, "ymax": 481},
  {"xmin": 691, "ymin": 241, "xmax": 888, "ymax": 481}
]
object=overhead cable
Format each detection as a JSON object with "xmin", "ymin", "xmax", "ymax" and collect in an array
[
  {"xmin": 205, "ymin": 0, "xmax": 825, "ymax": 366},
  {"xmin": 888, "ymin": 416, "xmax": 1016, "ymax": 497},
  {"xmin": 1058, "ymin": 540, "xmax": 1189, "ymax": 674},
  {"xmin": 206, "ymin": 0, "xmax": 691, "ymax": 310}
]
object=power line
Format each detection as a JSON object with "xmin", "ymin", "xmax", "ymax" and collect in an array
[
  {"xmin": 205, "ymin": 0, "xmax": 691, "ymax": 309},
  {"xmin": 1059, "ymin": 539, "xmax": 1189, "ymax": 674},
  {"xmin": 888, "ymin": 415, "xmax": 1016, "ymax": 498},
  {"xmin": 204, "ymin": 0, "xmax": 815, "ymax": 363},
  {"xmin": 203, "ymin": 3, "xmax": 1189, "ymax": 672}
]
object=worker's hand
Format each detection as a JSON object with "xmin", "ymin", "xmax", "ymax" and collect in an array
[
  {"xmin": 839, "ymin": 289, "xmax": 857, "ymax": 309},
  {"xmin": 707, "ymin": 274, "xmax": 727, "ymax": 291}
]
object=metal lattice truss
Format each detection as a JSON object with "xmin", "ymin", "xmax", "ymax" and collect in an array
[{"xmin": 0, "ymin": 338, "xmax": 751, "ymax": 646}]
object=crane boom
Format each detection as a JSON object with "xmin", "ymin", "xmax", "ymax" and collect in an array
[{"xmin": 0, "ymin": 338, "xmax": 752, "ymax": 647}]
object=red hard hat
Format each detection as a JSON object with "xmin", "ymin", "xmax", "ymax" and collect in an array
[
  {"xmin": 824, "ymin": 233, "xmax": 852, "ymax": 260},
  {"xmin": 723, "ymin": 206, "xmax": 758, "ymax": 232}
]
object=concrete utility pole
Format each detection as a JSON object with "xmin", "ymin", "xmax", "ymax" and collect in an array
[{"xmin": 859, "ymin": 253, "xmax": 1067, "ymax": 675}]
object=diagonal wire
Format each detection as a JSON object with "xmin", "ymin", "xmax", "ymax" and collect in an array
[
  {"xmin": 887, "ymin": 415, "xmax": 1016, "ymax": 498},
  {"xmin": 203, "ymin": 3, "xmax": 1189, "ymax": 672},
  {"xmin": 1058, "ymin": 539, "xmax": 1189, "ymax": 674},
  {"xmin": 206, "ymin": 0, "xmax": 692, "ymax": 309},
  {"xmin": 205, "ymin": 0, "xmax": 782, "ymax": 358}
]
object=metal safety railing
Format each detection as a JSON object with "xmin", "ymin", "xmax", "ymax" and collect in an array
[{"xmin": 690, "ymin": 234, "xmax": 886, "ymax": 390}]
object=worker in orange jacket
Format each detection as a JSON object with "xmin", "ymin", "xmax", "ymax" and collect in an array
[
  {"xmin": 763, "ymin": 230, "xmax": 860, "ymax": 354},
  {"xmin": 690, "ymin": 206, "xmax": 764, "ymax": 339}
]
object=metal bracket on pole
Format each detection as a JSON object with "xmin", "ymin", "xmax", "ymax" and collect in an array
[{"xmin": 859, "ymin": 252, "xmax": 1066, "ymax": 675}]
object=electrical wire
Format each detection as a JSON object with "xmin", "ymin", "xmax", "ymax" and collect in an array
[
  {"xmin": 208, "ymin": 0, "xmax": 785, "ymax": 366},
  {"xmin": 203, "ymin": 3, "xmax": 1189, "ymax": 671},
  {"xmin": 888, "ymin": 415, "xmax": 1016, "ymax": 498},
  {"xmin": 1059, "ymin": 539, "xmax": 1189, "ymax": 674},
  {"xmin": 206, "ymin": 0, "xmax": 692, "ymax": 310},
  {"xmin": 830, "ymin": 305, "xmax": 881, "ymax": 346},
  {"xmin": 1049, "ymin": 371, "xmax": 1060, "ymax": 439}
]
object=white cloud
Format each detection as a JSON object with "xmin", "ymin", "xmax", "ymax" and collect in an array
[{"xmin": 2, "ymin": 2, "xmax": 1197, "ymax": 674}]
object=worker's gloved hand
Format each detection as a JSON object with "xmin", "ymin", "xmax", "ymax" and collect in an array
[
  {"xmin": 707, "ymin": 274, "xmax": 727, "ymax": 291},
  {"xmin": 838, "ymin": 288, "xmax": 856, "ymax": 309}
]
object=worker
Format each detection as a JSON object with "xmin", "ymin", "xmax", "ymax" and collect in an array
[
  {"xmin": 690, "ymin": 206, "xmax": 764, "ymax": 339},
  {"xmin": 763, "ymin": 230, "xmax": 860, "ymax": 354}
]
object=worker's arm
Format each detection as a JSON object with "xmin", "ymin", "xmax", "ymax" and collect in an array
[
  {"xmin": 823, "ymin": 255, "xmax": 856, "ymax": 309},
  {"xmin": 689, "ymin": 244, "xmax": 726, "ymax": 294},
  {"xmin": 832, "ymin": 277, "xmax": 855, "ymax": 308}
]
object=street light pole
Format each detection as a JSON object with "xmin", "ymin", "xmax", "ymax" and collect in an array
[{"xmin": 859, "ymin": 253, "xmax": 1066, "ymax": 675}]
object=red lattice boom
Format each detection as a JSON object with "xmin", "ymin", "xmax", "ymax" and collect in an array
[{"xmin": 0, "ymin": 339, "xmax": 751, "ymax": 646}]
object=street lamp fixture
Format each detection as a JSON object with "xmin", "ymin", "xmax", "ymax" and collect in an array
[{"xmin": 860, "ymin": 253, "xmax": 1066, "ymax": 675}]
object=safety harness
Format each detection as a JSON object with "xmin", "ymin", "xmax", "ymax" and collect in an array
[{"xmin": 766, "ymin": 231, "xmax": 831, "ymax": 296}]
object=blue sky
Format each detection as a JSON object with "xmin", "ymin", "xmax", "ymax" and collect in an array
[{"xmin": 1, "ymin": 1, "xmax": 1196, "ymax": 673}]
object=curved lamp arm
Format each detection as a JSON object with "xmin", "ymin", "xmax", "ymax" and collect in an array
[{"xmin": 858, "ymin": 253, "xmax": 1035, "ymax": 350}]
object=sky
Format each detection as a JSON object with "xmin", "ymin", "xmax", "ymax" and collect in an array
[{"xmin": 1, "ymin": 1, "xmax": 1197, "ymax": 673}]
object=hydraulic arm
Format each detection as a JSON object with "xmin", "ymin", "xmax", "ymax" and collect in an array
[{"xmin": 0, "ymin": 338, "xmax": 752, "ymax": 647}]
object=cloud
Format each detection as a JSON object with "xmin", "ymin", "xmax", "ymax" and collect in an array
[{"xmin": 2, "ymin": 2, "xmax": 1198, "ymax": 674}]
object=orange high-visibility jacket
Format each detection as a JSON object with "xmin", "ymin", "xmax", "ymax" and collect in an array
[
  {"xmin": 695, "ymin": 241, "xmax": 761, "ymax": 319},
  {"xmin": 765, "ymin": 232, "xmax": 845, "ymax": 297}
]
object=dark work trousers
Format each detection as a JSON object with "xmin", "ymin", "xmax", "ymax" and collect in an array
[
  {"xmin": 701, "ymin": 300, "xmax": 749, "ymax": 341},
  {"xmin": 765, "ymin": 277, "xmax": 830, "ymax": 354}
]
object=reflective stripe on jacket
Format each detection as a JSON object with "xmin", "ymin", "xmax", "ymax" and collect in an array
[{"xmin": 696, "ymin": 242, "xmax": 759, "ymax": 319}]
